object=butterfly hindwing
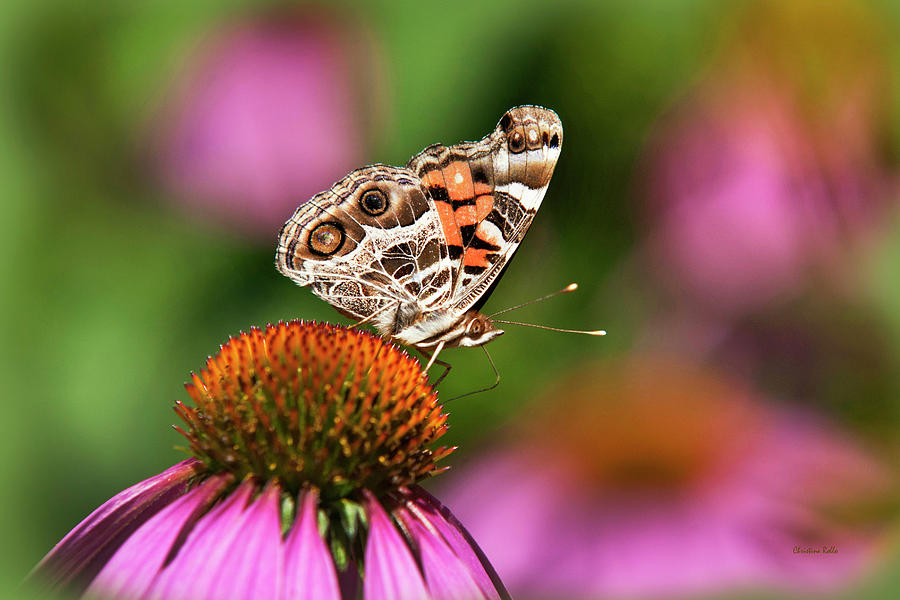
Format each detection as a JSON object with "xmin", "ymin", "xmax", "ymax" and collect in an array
[{"xmin": 276, "ymin": 165, "xmax": 453, "ymax": 330}]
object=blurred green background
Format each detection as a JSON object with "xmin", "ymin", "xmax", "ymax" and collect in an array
[{"xmin": 2, "ymin": 0, "xmax": 900, "ymax": 598}]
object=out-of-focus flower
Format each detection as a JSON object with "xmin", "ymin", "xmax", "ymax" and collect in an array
[
  {"xmin": 704, "ymin": 295, "xmax": 900, "ymax": 437},
  {"xmin": 640, "ymin": 0, "xmax": 895, "ymax": 317},
  {"xmin": 440, "ymin": 358, "xmax": 894, "ymax": 599},
  {"xmin": 155, "ymin": 10, "xmax": 386, "ymax": 237},
  {"xmin": 31, "ymin": 322, "xmax": 505, "ymax": 600}
]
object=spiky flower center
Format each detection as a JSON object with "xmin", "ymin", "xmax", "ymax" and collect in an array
[{"xmin": 174, "ymin": 321, "xmax": 454, "ymax": 502}]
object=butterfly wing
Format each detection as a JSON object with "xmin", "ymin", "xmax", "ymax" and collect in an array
[
  {"xmin": 406, "ymin": 106, "xmax": 562, "ymax": 314},
  {"xmin": 276, "ymin": 165, "xmax": 454, "ymax": 334},
  {"xmin": 278, "ymin": 106, "xmax": 561, "ymax": 335}
]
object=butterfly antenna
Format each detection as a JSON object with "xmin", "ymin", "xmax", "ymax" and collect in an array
[
  {"xmin": 445, "ymin": 345, "xmax": 501, "ymax": 402},
  {"xmin": 492, "ymin": 320, "xmax": 607, "ymax": 336},
  {"xmin": 489, "ymin": 283, "xmax": 580, "ymax": 318}
]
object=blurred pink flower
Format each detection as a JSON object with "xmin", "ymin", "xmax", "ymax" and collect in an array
[
  {"xmin": 155, "ymin": 10, "xmax": 386, "ymax": 237},
  {"xmin": 439, "ymin": 359, "xmax": 894, "ymax": 599},
  {"xmin": 640, "ymin": 0, "xmax": 894, "ymax": 316}
]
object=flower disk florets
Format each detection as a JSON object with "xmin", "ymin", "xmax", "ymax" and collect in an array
[{"xmin": 174, "ymin": 321, "xmax": 453, "ymax": 501}]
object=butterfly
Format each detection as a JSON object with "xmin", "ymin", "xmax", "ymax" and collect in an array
[{"xmin": 276, "ymin": 106, "xmax": 567, "ymax": 377}]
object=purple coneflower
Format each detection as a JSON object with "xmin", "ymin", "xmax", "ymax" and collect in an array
[
  {"xmin": 154, "ymin": 9, "xmax": 386, "ymax": 237},
  {"xmin": 639, "ymin": 0, "xmax": 893, "ymax": 318},
  {"xmin": 441, "ymin": 358, "xmax": 894, "ymax": 599},
  {"xmin": 31, "ymin": 321, "xmax": 506, "ymax": 600}
]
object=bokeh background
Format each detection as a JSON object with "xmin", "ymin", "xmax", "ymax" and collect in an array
[{"xmin": 2, "ymin": 0, "xmax": 900, "ymax": 598}]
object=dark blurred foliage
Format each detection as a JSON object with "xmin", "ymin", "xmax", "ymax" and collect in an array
[{"xmin": 1, "ymin": 1, "xmax": 900, "ymax": 598}]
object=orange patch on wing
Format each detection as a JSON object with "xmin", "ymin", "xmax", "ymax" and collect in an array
[
  {"xmin": 475, "ymin": 194, "xmax": 493, "ymax": 221},
  {"xmin": 463, "ymin": 247, "xmax": 491, "ymax": 269},
  {"xmin": 434, "ymin": 201, "xmax": 462, "ymax": 246},
  {"xmin": 473, "ymin": 182, "xmax": 492, "ymax": 195},
  {"xmin": 443, "ymin": 161, "xmax": 475, "ymax": 202},
  {"xmin": 454, "ymin": 205, "xmax": 478, "ymax": 227},
  {"xmin": 421, "ymin": 169, "xmax": 445, "ymax": 188},
  {"xmin": 453, "ymin": 195, "xmax": 494, "ymax": 227}
]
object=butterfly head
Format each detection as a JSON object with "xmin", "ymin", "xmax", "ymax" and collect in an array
[{"xmin": 453, "ymin": 311, "xmax": 504, "ymax": 348}]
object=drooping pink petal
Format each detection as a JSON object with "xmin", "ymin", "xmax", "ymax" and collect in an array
[
  {"xmin": 281, "ymin": 488, "xmax": 340, "ymax": 600},
  {"xmin": 144, "ymin": 479, "xmax": 256, "ymax": 599},
  {"xmin": 32, "ymin": 458, "xmax": 205, "ymax": 595},
  {"xmin": 362, "ymin": 490, "xmax": 430, "ymax": 600},
  {"xmin": 395, "ymin": 504, "xmax": 487, "ymax": 600},
  {"xmin": 84, "ymin": 473, "xmax": 231, "ymax": 598},
  {"xmin": 206, "ymin": 481, "xmax": 285, "ymax": 600},
  {"xmin": 406, "ymin": 487, "xmax": 506, "ymax": 600}
]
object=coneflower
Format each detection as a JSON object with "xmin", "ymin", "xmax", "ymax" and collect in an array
[
  {"xmin": 31, "ymin": 321, "xmax": 506, "ymax": 600},
  {"xmin": 440, "ymin": 358, "xmax": 893, "ymax": 599}
]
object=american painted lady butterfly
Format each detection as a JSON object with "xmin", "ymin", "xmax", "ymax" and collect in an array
[{"xmin": 276, "ymin": 106, "xmax": 564, "ymax": 371}]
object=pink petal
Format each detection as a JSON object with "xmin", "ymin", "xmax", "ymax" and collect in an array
[
  {"xmin": 395, "ymin": 505, "xmax": 487, "ymax": 600},
  {"xmin": 32, "ymin": 458, "xmax": 204, "ymax": 594},
  {"xmin": 207, "ymin": 482, "xmax": 285, "ymax": 600},
  {"xmin": 362, "ymin": 491, "xmax": 430, "ymax": 600},
  {"xmin": 85, "ymin": 473, "xmax": 231, "ymax": 598},
  {"xmin": 406, "ymin": 487, "xmax": 505, "ymax": 600},
  {"xmin": 281, "ymin": 488, "xmax": 340, "ymax": 600},
  {"xmin": 145, "ymin": 479, "xmax": 256, "ymax": 599}
]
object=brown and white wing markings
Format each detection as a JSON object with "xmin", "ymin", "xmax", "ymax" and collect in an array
[
  {"xmin": 276, "ymin": 165, "xmax": 454, "ymax": 334},
  {"xmin": 407, "ymin": 105, "xmax": 562, "ymax": 314}
]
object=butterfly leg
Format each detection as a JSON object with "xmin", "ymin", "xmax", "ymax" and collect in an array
[
  {"xmin": 430, "ymin": 357, "xmax": 453, "ymax": 387},
  {"xmin": 416, "ymin": 343, "xmax": 452, "ymax": 387},
  {"xmin": 444, "ymin": 345, "xmax": 500, "ymax": 402},
  {"xmin": 423, "ymin": 340, "xmax": 445, "ymax": 372}
]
